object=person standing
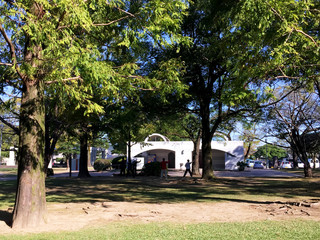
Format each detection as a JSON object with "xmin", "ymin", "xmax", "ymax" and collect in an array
[
  {"xmin": 183, "ymin": 159, "xmax": 192, "ymax": 177},
  {"xmin": 160, "ymin": 158, "xmax": 168, "ymax": 179},
  {"xmin": 132, "ymin": 158, "xmax": 141, "ymax": 177},
  {"xmin": 126, "ymin": 160, "xmax": 133, "ymax": 177},
  {"xmin": 119, "ymin": 158, "xmax": 126, "ymax": 176}
]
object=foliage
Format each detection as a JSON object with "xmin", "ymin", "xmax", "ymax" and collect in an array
[
  {"xmin": 111, "ymin": 156, "xmax": 126, "ymax": 169},
  {"xmin": 159, "ymin": 0, "xmax": 274, "ymax": 179},
  {"xmin": 93, "ymin": 159, "xmax": 112, "ymax": 172},
  {"xmin": 254, "ymin": 144, "xmax": 287, "ymax": 160},
  {"xmin": 265, "ymin": 88, "xmax": 320, "ymax": 177},
  {"xmin": 236, "ymin": 161, "xmax": 247, "ymax": 171},
  {"xmin": 141, "ymin": 161, "xmax": 161, "ymax": 176}
]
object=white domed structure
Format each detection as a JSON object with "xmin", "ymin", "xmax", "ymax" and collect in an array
[{"xmin": 129, "ymin": 133, "xmax": 244, "ymax": 170}]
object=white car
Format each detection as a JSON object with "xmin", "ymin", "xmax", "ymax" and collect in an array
[
  {"xmin": 280, "ymin": 161, "xmax": 292, "ymax": 169},
  {"xmin": 298, "ymin": 159, "xmax": 319, "ymax": 168},
  {"xmin": 246, "ymin": 159, "xmax": 255, "ymax": 168},
  {"xmin": 309, "ymin": 159, "xmax": 319, "ymax": 168},
  {"xmin": 298, "ymin": 161, "xmax": 304, "ymax": 168}
]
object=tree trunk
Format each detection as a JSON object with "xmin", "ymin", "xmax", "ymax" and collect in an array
[
  {"xmin": 201, "ymin": 110, "xmax": 214, "ymax": 179},
  {"xmin": 200, "ymin": 96, "xmax": 215, "ymax": 180},
  {"xmin": 127, "ymin": 131, "xmax": 132, "ymax": 162},
  {"xmin": 244, "ymin": 142, "xmax": 252, "ymax": 160},
  {"xmin": 304, "ymin": 163, "xmax": 312, "ymax": 178},
  {"xmin": 78, "ymin": 131, "xmax": 91, "ymax": 178},
  {"xmin": 201, "ymin": 136, "xmax": 214, "ymax": 179},
  {"xmin": 12, "ymin": 80, "xmax": 47, "ymax": 228},
  {"xmin": 292, "ymin": 150, "xmax": 298, "ymax": 169},
  {"xmin": 192, "ymin": 131, "xmax": 201, "ymax": 176}
]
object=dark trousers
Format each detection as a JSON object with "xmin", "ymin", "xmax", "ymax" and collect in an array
[{"xmin": 183, "ymin": 169, "xmax": 192, "ymax": 177}]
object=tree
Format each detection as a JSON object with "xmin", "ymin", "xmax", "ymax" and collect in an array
[
  {"xmin": 1, "ymin": 0, "xmax": 188, "ymax": 228},
  {"xmin": 167, "ymin": 1, "xmax": 271, "ymax": 179},
  {"xmin": 253, "ymin": 144, "xmax": 287, "ymax": 160},
  {"xmin": 267, "ymin": 88, "xmax": 320, "ymax": 177},
  {"xmin": 238, "ymin": 122, "xmax": 262, "ymax": 160}
]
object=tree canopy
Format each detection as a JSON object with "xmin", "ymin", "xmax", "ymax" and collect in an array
[{"xmin": 0, "ymin": 0, "xmax": 189, "ymax": 228}]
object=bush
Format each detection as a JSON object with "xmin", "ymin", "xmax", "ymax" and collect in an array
[
  {"xmin": 94, "ymin": 159, "xmax": 112, "ymax": 172},
  {"xmin": 112, "ymin": 156, "xmax": 126, "ymax": 169},
  {"xmin": 141, "ymin": 161, "xmax": 161, "ymax": 176},
  {"xmin": 237, "ymin": 161, "xmax": 247, "ymax": 171}
]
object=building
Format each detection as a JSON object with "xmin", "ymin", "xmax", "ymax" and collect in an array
[{"xmin": 129, "ymin": 133, "xmax": 244, "ymax": 170}]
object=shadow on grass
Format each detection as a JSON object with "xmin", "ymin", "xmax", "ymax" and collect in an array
[
  {"xmin": 44, "ymin": 176, "xmax": 320, "ymax": 206},
  {"xmin": 0, "ymin": 210, "xmax": 12, "ymax": 227}
]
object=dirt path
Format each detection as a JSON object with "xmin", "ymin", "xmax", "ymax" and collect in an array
[{"xmin": 1, "ymin": 199, "xmax": 320, "ymax": 235}]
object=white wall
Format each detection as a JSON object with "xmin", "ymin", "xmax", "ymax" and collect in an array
[{"xmin": 130, "ymin": 140, "xmax": 244, "ymax": 170}]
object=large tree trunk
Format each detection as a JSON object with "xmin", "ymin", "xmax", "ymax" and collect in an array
[
  {"xmin": 201, "ymin": 102, "xmax": 214, "ymax": 180},
  {"xmin": 304, "ymin": 163, "xmax": 313, "ymax": 178},
  {"xmin": 12, "ymin": 80, "xmax": 47, "ymax": 228},
  {"xmin": 78, "ymin": 131, "xmax": 91, "ymax": 178},
  {"xmin": 291, "ymin": 131, "xmax": 312, "ymax": 178},
  {"xmin": 192, "ymin": 130, "xmax": 201, "ymax": 176}
]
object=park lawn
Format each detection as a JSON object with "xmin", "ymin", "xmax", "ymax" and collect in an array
[
  {"xmin": 1, "ymin": 176, "xmax": 320, "ymax": 239},
  {"xmin": 44, "ymin": 176, "xmax": 320, "ymax": 204},
  {"xmin": 280, "ymin": 168, "xmax": 320, "ymax": 177},
  {"xmin": 1, "ymin": 176, "xmax": 320, "ymax": 209},
  {"xmin": 1, "ymin": 220, "xmax": 320, "ymax": 240},
  {"xmin": 0, "ymin": 167, "xmax": 18, "ymax": 179}
]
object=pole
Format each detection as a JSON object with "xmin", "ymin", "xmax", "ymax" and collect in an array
[{"xmin": 0, "ymin": 124, "xmax": 3, "ymax": 163}]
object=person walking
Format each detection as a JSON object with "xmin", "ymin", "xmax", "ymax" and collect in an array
[
  {"xmin": 183, "ymin": 159, "xmax": 192, "ymax": 177},
  {"xmin": 160, "ymin": 158, "xmax": 168, "ymax": 180}
]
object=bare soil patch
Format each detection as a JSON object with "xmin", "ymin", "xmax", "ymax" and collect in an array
[{"xmin": 1, "ymin": 198, "xmax": 320, "ymax": 234}]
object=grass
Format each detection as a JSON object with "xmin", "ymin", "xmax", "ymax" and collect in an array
[
  {"xmin": 1, "ymin": 220, "xmax": 320, "ymax": 240},
  {"xmin": 1, "ymin": 175, "xmax": 320, "ymax": 209},
  {"xmin": 0, "ymin": 167, "xmax": 18, "ymax": 178},
  {"xmin": 0, "ymin": 172, "xmax": 320, "ymax": 239},
  {"xmin": 280, "ymin": 168, "xmax": 320, "ymax": 177}
]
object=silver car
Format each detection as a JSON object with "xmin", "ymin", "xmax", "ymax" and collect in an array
[{"xmin": 253, "ymin": 161, "xmax": 264, "ymax": 169}]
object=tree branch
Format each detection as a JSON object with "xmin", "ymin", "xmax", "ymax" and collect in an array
[
  {"xmin": 0, "ymin": 116, "xmax": 19, "ymax": 135},
  {"xmin": 0, "ymin": 62, "xmax": 13, "ymax": 66},
  {"xmin": 46, "ymin": 76, "xmax": 83, "ymax": 84},
  {"xmin": 0, "ymin": 25, "xmax": 24, "ymax": 80}
]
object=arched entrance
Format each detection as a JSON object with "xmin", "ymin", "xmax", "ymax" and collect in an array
[{"xmin": 168, "ymin": 151, "xmax": 175, "ymax": 168}]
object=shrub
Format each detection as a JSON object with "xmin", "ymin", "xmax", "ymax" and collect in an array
[
  {"xmin": 141, "ymin": 161, "xmax": 161, "ymax": 176},
  {"xmin": 237, "ymin": 161, "xmax": 247, "ymax": 171},
  {"xmin": 94, "ymin": 159, "xmax": 112, "ymax": 172}
]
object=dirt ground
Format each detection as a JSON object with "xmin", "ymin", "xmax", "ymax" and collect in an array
[{"xmin": 1, "ymin": 177, "xmax": 320, "ymax": 235}]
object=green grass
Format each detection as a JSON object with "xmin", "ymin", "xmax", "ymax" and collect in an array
[
  {"xmin": 0, "ymin": 167, "xmax": 18, "ymax": 178},
  {"xmin": 280, "ymin": 168, "xmax": 320, "ymax": 177},
  {"xmin": 1, "ymin": 176, "xmax": 320, "ymax": 210},
  {"xmin": 1, "ymin": 220, "xmax": 320, "ymax": 240},
  {"xmin": 1, "ymin": 174, "xmax": 320, "ymax": 239},
  {"xmin": 0, "ymin": 180, "xmax": 16, "ymax": 209},
  {"xmin": 44, "ymin": 176, "xmax": 320, "ymax": 204}
]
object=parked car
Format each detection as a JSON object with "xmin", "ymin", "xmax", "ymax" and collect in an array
[
  {"xmin": 246, "ymin": 159, "xmax": 255, "ymax": 168},
  {"xmin": 309, "ymin": 159, "xmax": 319, "ymax": 168},
  {"xmin": 297, "ymin": 159, "xmax": 319, "ymax": 168},
  {"xmin": 280, "ymin": 161, "xmax": 292, "ymax": 169},
  {"xmin": 253, "ymin": 161, "xmax": 264, "ymax": 169},
  {"xmin": 298, "ymin": 160, "xmax": 304, "ymax": 168}
]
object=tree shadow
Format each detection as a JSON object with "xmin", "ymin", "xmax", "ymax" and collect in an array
[
  {"xmin": 0, "ymin": 210, "xmax": 12, "ymax": 227},
  {"xmin": 44, "ymin": 175, "xmax": 320, "ymax": 206}
]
